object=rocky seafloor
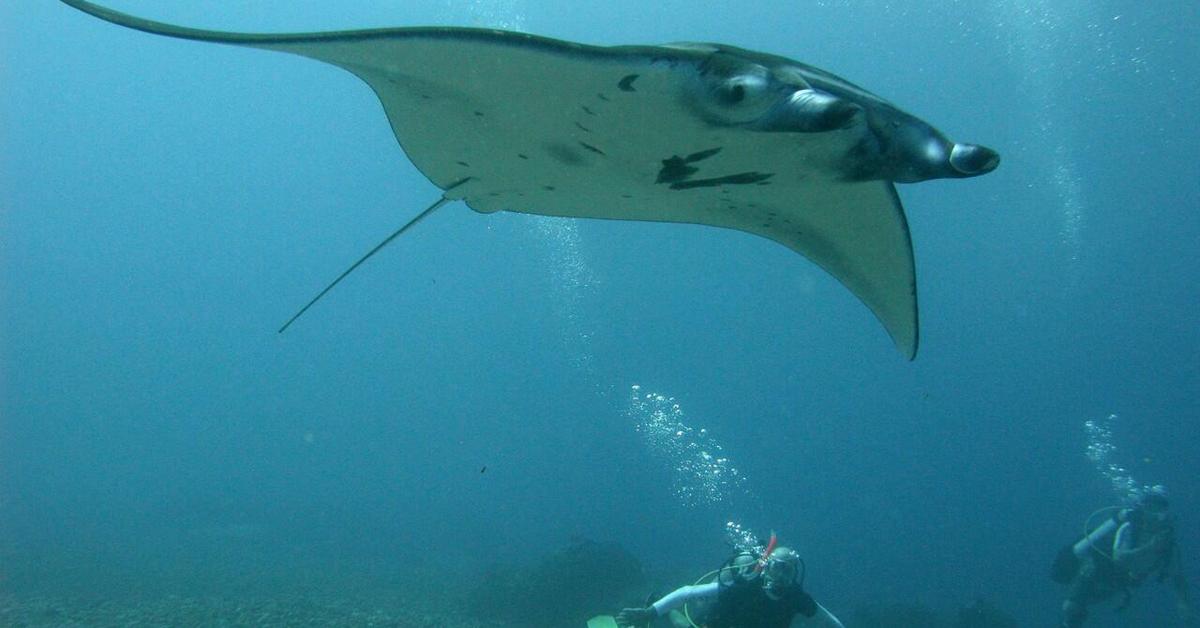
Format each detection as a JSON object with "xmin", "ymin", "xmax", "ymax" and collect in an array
[{"xmin": 0, "ymin": 590, "xmax": 506, "ymax": 627}]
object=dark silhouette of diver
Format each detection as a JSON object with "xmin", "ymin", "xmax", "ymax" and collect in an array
[{"xmin": 1052, "ymin": 489, "xmax": 1195, "ymax": 627}]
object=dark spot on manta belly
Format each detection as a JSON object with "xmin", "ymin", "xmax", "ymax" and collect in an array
[
  {"xmin": 656, "ymin": 148, "xmax": 725, "ymax": 183},
  {"xmin": 474, "ymin": 111, "xmax": 485, "ymax": 117},
  {"xmin": 578, "ymin": 142, "xmax": 606, "ymax": 156},
  {"xmin": 544, "ymin": 142, "xmax": 584, "ymax": 166},
  {"xmin": 543, "ymin": 185, "xmax": 556, "ymax": 191},
  {"xmin": 669, "ymin": 172, "xmax": 775, "ymax": 190},
  {"xmin": 684, "ymin": 147, "xmax": 723, "ymax": 162},
  {"xmin": 618, "ymin": 74, "xmax": 639, "ymax": 91},
  {"xmin": 657, "ymin": 157, "xmax": 698, "ymax": 184}
]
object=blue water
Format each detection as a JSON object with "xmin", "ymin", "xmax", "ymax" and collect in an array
[{"xmin": 2, "ymin": 1, "xmax": 1197, "ymax": 626}]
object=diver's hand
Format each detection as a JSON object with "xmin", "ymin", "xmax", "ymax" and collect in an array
[{"xmin": 616, "ymin": 606, "xmax": 656, "ymax": 626}]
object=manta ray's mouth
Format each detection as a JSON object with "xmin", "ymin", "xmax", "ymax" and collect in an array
[{"xmin": 949, "ymin": 143, "xmax": 1000, "ymax": 176}]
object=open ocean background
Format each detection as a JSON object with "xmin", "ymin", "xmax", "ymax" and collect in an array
[{"xmin": 2, "ymin": 1, "xmax": 1197, "ymax": 626}]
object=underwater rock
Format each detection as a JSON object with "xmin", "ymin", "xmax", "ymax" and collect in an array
[{"xmin": 468, "ymin": 538, "xmax": 646, "ymax": 627}]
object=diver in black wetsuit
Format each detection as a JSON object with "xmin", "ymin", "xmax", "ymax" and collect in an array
[
  {"xmin": 616, "ymin": 545, "xmax": 844, "ymax": 628},
  {"xmin": 1053, "ymin": 490, "xmax": 1195, "ymax": 627}
]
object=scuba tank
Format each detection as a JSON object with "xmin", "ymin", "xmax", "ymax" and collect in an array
[
  {"xmin": 1073, "ymin": 514, "xmax": 1120, "ymax": 559},
  {"xmin": 1051, "ymin": 507, "xmax": 1127, "ymax": 584}
]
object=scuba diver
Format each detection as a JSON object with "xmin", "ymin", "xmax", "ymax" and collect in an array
[
  {"xmin": 614, "ymin": 539, "xmax": 844, "ymax": 628},
  {"xmin": 1051, "ymin": 488, "xmax": 1196, "ymax": 627}
]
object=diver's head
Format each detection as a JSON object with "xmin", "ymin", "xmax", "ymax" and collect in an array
[
  {"xmin": 762, "ymin": 546, "xmax": 801, "ymax": 599},
  {"xmin": 1134, "ymin": 486, "xmax": 1171, "ymax": 527},
  {"xmin": 1139, "ymin": 486, "xmax": 1169, "ymax": 511}
]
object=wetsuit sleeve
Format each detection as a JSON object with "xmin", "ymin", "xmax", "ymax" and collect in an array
[
  {"xmin": 1111, "ymin": 521, "xmax": 1133, "ymax": 560},
  {"xmin": 650, "ymin": 582, "xmax": 720, "ymax": 615}
]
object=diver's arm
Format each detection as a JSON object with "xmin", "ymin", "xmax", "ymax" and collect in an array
[
  {"xmin": 1111, "ymin": 521, "xmax": 1134, "ymax": 561},
  {"xmin": 792, "ymin": 603, "xmax": 845, "ymax": 628},
  {"xmin": 617, "ymin": 583, "xmax": 719, "ymax": 627},
  {"xmin": 650, "ymin": 582, "xmax": 720, "ymax": 615},
  {"xmin": 1114, "ymin": 520, "xmax": 1178, "ymax": 568},
  {"xmin": 1111, "ymin": 521, "xmax": 1160, "ymax": 564}
]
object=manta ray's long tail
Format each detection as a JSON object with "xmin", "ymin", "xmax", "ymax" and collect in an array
[{"xmin": 278, "ymin": 192, "xmax": 459, "ymax": 334}]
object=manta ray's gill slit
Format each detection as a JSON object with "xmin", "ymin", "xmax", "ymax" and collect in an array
[
  {"xmin": 596, "ymin": 93, "xmax": 611, "ymax": 102},
  {"xmin": 517, "ymin": 154, "xmax": 529, "ymax": 159},
  {"xmin": 580, "ymin": 105, "xmax": 596, "ymax": 116},
  {"xmin": 573, "ymin": 121, "xmax": 592, "ymax": 133}
]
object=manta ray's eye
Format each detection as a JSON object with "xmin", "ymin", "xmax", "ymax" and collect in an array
[
  {"xmin": 726, "ymin": 84, "xmax": 745, "ymax": 103},
  {"xmin": 716, "ymin": 75, "xmax": 765, "ymax": 106}
]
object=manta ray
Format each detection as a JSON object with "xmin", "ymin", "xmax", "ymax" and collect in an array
[{"xmin": 58, "ymin": 0, "xmax": 998, "ymax": 359}]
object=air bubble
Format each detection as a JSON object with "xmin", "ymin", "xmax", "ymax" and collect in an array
[
  {"xmin": 628, "ymin": 386, "xmax": 748, "ymax": 508},
  {"xmin": 1084, "ymin": 413, "xmax": 1163, "ymax": 505}
]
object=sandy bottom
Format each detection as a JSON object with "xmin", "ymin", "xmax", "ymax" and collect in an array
[
  {"xmin": 0, "ymin": 591, "xmax": 504, "ymax": 627},
  {"xmin": 0, "ymin": 549, "xmax": 508, "ymax": 628}
]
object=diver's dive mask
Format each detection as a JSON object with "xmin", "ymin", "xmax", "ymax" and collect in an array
[{"xmin": 761, "ymin": 547, "xmax": 800, "ymax": 599}]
